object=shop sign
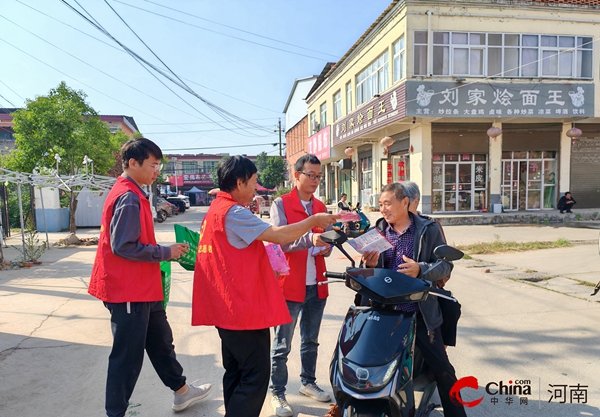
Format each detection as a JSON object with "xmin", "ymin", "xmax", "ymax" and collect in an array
[
  {"xmin": 307, "ymin": 125, "xmax": 331, "ymax": 161},
  {"xmin": 406, "ymin": 81, "xmax": 594, "ymax": 118},
  {"xmin": 333, "ymin": 83, "xmax": 407, "ymax": 145},
  {"xmin": 182, "ymin": 172, "xmax": 212, "ymax": 185}
]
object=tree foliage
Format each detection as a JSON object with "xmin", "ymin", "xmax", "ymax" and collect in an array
[
  {"xmin": 260, "ymin": 156, "xmax": 285, "ymax": 189},
  {"xmin": 6, "ymin": 81, "xmax": 123, "ymax": 234},
  {"xmin": 210, "ymin": 156, "xmax": 229, "ymax": 188},
  {"xmin": 255, "ymin": 151, "xmax": 268, "ymax": 173}
]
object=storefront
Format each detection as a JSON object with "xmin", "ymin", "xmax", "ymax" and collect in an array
[{"xmin": 499, "ymin": 124, "xmax": 561, "ymax": 210}]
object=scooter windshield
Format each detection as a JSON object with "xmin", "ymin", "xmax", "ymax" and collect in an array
[{"xmin": 339, "ymin": 307, "xmax": 415, "ymax": 365}]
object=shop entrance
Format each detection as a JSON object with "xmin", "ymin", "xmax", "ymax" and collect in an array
[
  {"xmin": 432, "ymin": 154, "xmax": 487, "ymax": 212},
  {"xmin": 501, "ymin": 151, "xmax": 556, "ymax": 211}
]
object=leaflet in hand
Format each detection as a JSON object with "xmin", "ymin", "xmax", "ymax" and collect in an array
[
  {"xmin": 339, "ymin": 211, "xmax": 361, "ymax": 222},
  {"xmin": 310, "ymin": 244, "xmax": 332, "ymax": 256},
  {"xmin": 347, "ymin": 228, "xmax": 393, "ymax": 254}
]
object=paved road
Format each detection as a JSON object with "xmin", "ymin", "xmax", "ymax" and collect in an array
[{"xmin": 1, "ymin": 207, "xmax": 600, "ymax": 416}]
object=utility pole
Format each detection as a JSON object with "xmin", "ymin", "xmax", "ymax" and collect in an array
[{"xmin": 278, "ymin": 118, "xmax": 283, "ymax": 157}]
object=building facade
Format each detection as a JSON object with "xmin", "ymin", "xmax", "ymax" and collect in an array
[{"xmin": 306, "ymin": 0, "xmax": 600, "ymax": 213}]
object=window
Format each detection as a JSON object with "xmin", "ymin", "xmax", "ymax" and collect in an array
[
  {"xmin": 310, "ymin": 111, "xmax": 317, "ymax": 133},
  {"xmin": 333, "ymin": 90, "xmax": 342, "ymax": 121},
  {"xmin": 320, "ymin": 102, "xmax": 327, "ymax": 127},
  {"xmin": 203, "ymin": 161, "xmax": 219, "ymax": 171},
  {"xmin": 182, "ymin": 161, "xmax": 198, "ymax": 174},
  {"xmin": 345, "ymin": 82, "xmax": 352, "ymax": 114},
  {"xmin": 416, "ymin": 31, "xmax": 593, "ymax": 79},
  {"xmin": 356, "ymin": 50, "xmax": 389, "ymax": 107},
  {"xmin": 393, "ymin": 35, "xmax": 405, "ymax": 82},
  {"xmin": 414, "ymin": 31, "xmax": 428, "ymax": 75}
]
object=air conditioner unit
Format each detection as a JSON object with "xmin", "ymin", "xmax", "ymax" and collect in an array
[
  {"xmin": 312, "ymin": 120, "xmax": 320, "ymax": 133},
  {"xmin": 338, "ymin": 159, "xmax": 352, "ymax": 170}
]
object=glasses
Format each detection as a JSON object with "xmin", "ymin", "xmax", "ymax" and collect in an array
[
  {"xmin": 150, "ymin": 163, "xmax": 163, "ymax": 172},
  {"xmin": 300, "ymin": 172, "xmax": 323, "ymax": 181}
]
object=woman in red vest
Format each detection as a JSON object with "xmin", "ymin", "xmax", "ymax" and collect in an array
[
  {"xmin": 89, "ymin": 138, "xmax": 211, "ymax": 417},
  {"xmin": 192, "ymin": 156, "xmax": 339, "ymax": 417}
]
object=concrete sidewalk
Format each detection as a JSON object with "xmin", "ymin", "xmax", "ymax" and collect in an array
[{"xmin": 2, "ymin": 208, "xmax": 600, "ymax": 416}]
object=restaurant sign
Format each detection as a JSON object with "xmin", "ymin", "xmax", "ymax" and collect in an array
[
  {"xmin": 406, "ymin": 81, "xmax": 593, "ymax": 118},
  {"xmin": 333, "ymin": 83, "xmax": 407, "ymax": 146}
]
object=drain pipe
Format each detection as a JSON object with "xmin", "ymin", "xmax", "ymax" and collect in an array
[{"xmin": 427, "ymin": 10, "xmax": 432, "ymax": 77}]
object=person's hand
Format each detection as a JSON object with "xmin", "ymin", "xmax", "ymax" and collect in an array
[
  {"xmin": 311, "ymin": 213, "xmax": 341, "ymax": 229},
  {"xmin": 169, "ymin": 243, "xmax": 189, "ymax": 259},
  {"xmin": 312, "ymin": 233, "xmax": 328, "ymax": 247},
  {"xmin": 361, "ymin": 250, "xmax": 379, "ymax": 268},
  {"xmin": 436, "ymin": 276, "xmax": 450, "ymax": 288},
  {"xmin": 397, "ymin": 255, "xmax": 420, "ymax": 277}
]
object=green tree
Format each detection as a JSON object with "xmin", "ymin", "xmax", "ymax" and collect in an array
[
  {"xmin": 255, "ymin": 151, "xmax": 268, "ymax": 173},
  {"xmin": 210, "ymin": 156, "xmax": 229, "ymax": 189},
  {"xmin": 7, "ymin": 81, "xmax": 122, "ymax": 235},
  {"xmin": 260, "ymin": 156, "xmax": 285, "ymax": 189}
]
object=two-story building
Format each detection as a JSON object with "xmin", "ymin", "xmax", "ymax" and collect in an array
[{"xmin": 306, "ymin": 0, "xmax": 600, "ymax": 213}]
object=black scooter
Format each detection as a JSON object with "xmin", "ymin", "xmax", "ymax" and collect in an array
[{"xmin": 319, "ymin": 230, "xmax": 464, "ymax": 417}]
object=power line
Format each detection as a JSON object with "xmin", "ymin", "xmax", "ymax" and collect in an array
[
  {"xmin": 112, "ymin": 0, "xmax": 337, "ymax": 61},
  {"xmin": 62, "ymin": 0, "xmax": 274, "ymax": 137},
  {"xmin": 162, "ymin": 143, "xmax": 281, "ymax": 152},
  {"xmin": 13, "ymin": 0, "xmax": 281, "ymax": 115}
]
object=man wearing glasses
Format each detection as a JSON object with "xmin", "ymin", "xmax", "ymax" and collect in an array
[{"xmin": 269, "ymin": 154, "xmax": 332, "ymax": 417}]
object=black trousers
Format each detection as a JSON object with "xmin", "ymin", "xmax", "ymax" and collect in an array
[
  {"xmin": 438, "ymin": 297, "xmax": 462, "ymax": 347},
  {"xmin": 104, "ymin": 301, "xmax": 186, "ymax": 417},
  {"xmin": 415, "ymin": 314, "xmax": 467, "ymax": 417},
  {"xmin": 217, "ymin": 327, "xmax": 271, "ymax": 417}
]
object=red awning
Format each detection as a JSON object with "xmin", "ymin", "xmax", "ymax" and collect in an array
[{"xmin": 256, "ymin": 183, "xmax": 270, "ymax": 192}]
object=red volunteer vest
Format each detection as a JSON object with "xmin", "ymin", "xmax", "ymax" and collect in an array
[
  {"xmin": 89, "ymin": 176, "xmax": 162, "ymax": 303},
  {"xmin": 191, "ymin": 192, "xmax": 291, "ymax": 330},
  {"xmin": 278, "ymin": 189, "xmax": 329, "ymax": 302}
]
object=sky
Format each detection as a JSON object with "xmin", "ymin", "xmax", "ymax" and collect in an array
[{"xmin": 0, "ymin": 0, "xmax": 393, "ymax": 157}]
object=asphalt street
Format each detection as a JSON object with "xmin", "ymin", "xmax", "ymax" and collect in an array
[{"xmin": 1, "ymin": 206, "xmax": 600, "ymax": 416}]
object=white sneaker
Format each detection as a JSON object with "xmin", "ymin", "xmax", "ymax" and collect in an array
[
  {"xmin": 299, "ymin": 383, "xmax": 331, "ymax": 402},
  {"xmin": 271, "ymin": 394, "xmax": 293, "ymax": 417},
  {"xmin": 172, "ymin": 382, "xmax": 212, "ymax": 412}
]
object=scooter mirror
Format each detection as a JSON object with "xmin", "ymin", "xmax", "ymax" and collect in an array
[
  {"xmin": 321, "ymin": 230, "xmax": 348, "ymax": 245},
  {"xmin": 433, "ymin": 244, "xmax": 464, "ymax": 262}
]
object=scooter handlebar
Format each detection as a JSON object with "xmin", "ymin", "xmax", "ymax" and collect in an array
[{"xmin": 324, "ymin": 271, "xmax": 346, "ymax": 279}]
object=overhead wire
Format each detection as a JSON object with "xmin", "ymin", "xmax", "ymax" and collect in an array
[
  {"xmin": 140, "ymin": 0, "xmax": 338, "ymax": 59},
  {"xmin": 14, "ymin": 0, "xmax": 281, "ymax": 115},
  {"xmin": 112, "ymin": 0, "xmax": 336, "ymax": 62},
  {"xmin": 63, "ymin": 0, "xmax": 274, "ymax": 137}
]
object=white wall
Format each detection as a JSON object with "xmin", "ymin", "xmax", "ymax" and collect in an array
[{"xmin": 285, "ymin": 77, "xmax": 316, "ymax": 133}]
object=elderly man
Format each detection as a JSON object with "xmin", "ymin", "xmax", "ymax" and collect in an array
[
  {"xmin": 192, "ymin": 156, "xmax": 339, "ymax": 417},
  {"xmin": 361, "ymin": 182, "xmax": 466, "ymax": 417}
]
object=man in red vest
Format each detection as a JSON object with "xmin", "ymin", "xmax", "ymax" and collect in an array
[
  {"xmin": 192, "ymin": 156, "xmax": 339, "ymax": 417},
  {"xmin": 89, "ymin": 138, "xmax": 211, "ymax": 417},
  {"xmin": 269, "ymin": 154, "xmax": 332, "ymax": 417}
]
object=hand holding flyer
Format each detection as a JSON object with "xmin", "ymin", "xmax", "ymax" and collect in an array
[
  {"xmin": 339, "ymin": 211, "xmax": 361, "ymax": 222},
  {"xmin": 347, "ymin": 228, "xmax": 393, "ymax": 254}
]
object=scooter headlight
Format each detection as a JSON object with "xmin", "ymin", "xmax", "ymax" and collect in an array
[{"xmin": 340, "ymin": 357, "xmax": 399, "ymax": 392}]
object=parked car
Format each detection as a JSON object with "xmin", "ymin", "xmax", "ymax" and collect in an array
[
  {"xmin": 251, "ymin": 195, "xmax": 272, "ymax": 218},
  {"xmin": 156, "ymin": 197, "xmax": 174, "ymax": 218},
  {"xmin": 166, "ymin": 196, "xmax": 187, "ymax": 213}
]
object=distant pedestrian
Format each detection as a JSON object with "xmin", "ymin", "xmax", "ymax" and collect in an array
[
  {"xmin": 558, "ymin": 191, "xmax": 576, "ymax": 214},
  {"xmin": 89, "ymin": 138, "xmax": 212, "ymax": 417}
]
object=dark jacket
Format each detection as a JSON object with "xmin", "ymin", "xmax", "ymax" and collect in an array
[{"xmin": 371, "ymin": 212, "xmax": 453, "ymax": 332}]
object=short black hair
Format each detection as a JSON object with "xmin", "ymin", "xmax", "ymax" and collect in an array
[
  {"xmin": 122, "ymin": 137, "xmax": 162, "ymax": 169},
  {"xmin": 340, "ymin": 193, "xmax": 347, "ymax": 198},
  {"xmin": 294, "ymin": 154, "xmax": 321, "ymax": 173},
  {"xmin": 218, "ymin": 155, "xmax": 257, "ymax": 192}
]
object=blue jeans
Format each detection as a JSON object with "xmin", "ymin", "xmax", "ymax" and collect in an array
[{"xmin": 270, "ymin": 285, "xmax": 327, "ymax": 396}]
